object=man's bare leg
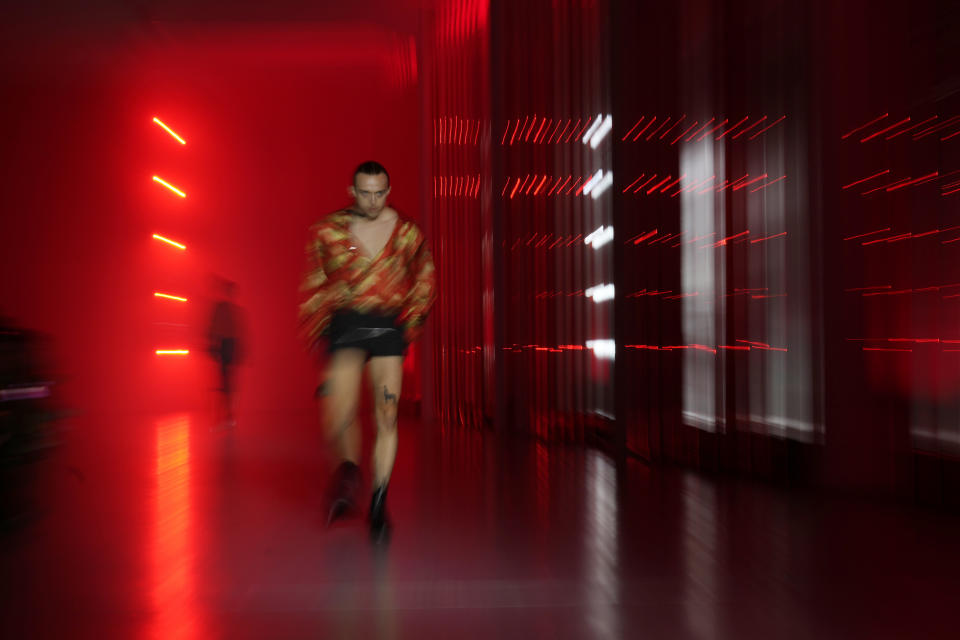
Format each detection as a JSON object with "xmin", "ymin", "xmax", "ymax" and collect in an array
[
  {"xmin": 322, "ymin": 348, "xmax": 365, "ymax": 524},
  {"xmin": 322, "ymin": 348, "xmax": 365, "ymax": 463},
  {"xmin": 367, "ymin": 355, "xmax": 403, "ymax": 535}
]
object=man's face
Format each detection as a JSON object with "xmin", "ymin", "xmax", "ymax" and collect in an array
[{"xmin": 350, "ymin": 172, "xmax": 391, "ymax": 218}]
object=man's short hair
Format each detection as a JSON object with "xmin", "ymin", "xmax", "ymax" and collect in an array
[{"xmin": 354, "ymin": 161, "xmax": 390, "ymax": 186}]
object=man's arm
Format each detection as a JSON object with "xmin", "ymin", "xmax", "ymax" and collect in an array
[
  {"xmin": 299, "ymin": 224, "xmax": 342, "ymax": 350},
  {"xmin": 397, "ymin": 226, "xmax": 437, "ymax": 344}
]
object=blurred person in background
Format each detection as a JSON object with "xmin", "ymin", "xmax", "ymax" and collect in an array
[
  {"xmin": 300, "ymin": 161, "xmax": 436, "ymax": 541},
  {"xmin": 206, "ymin": 278, "xmax": 245, "ymax": 430}
]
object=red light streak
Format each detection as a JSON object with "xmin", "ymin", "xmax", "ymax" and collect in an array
[
  {"xmin": 748, "ymin": 115, "xmax": 786, "ymax": 140},
  {"xmin": 152, "ymin": 117, "xmax": 186, "ymax": 145},
  {"xmin": 942, "ymin": 128, "xmax": 960, "ymax": 141},
  {"xmin": 943, "ymin": 186, "xmax": 960, "ymax": 197},
  {"xmin": 862, "ymin": 177, "xmax": 911, "ymax": 195},
  {"xmin": 697, "ymin": 118, "xmax": 728, "ymax": 141},
  {"xmin": 647, "ymin": 175, "xmax": 672, "ymax": 194},
  {"xmin": 749, "ymin": 175, "xmax": 786, "ymax": 192},
  {"xmin": 533, "ymin": 118, "xmax": 548, "ymax": 143},
  {"xmin": 660, "ymin": 115, "xmax": 686, "ymax": 139},
  {"xmin": 845, "ymin": 285, "xmax": 891, "ymax": 292},
  {"xmin": 501, "ymin": 120, "xmax": 510, "ymax": 145},
  {"xmin": 844, "ymin": 227, "xmax": 891, "ymax": 241},
  {"xmin": 686, "ymin": 118, "xmax": 715, "ymax": 142},
  {"xmin": 861, "ymin": 117, "xmax": 910, "ymax": 142},
  {"xmin": 474, "ymin": 120, "xmax": 480, "ymax": 145},
  {"xmin": 650, "ymin": 233, "xmax": 678, "ymax": 245},
  {"xmin": 623, "ymin": 175, "xmax": 645, "ymax": 193},
  {"xmin": 543, "ymin": 119, "xmax": 561, "ymax": 144},
  {"xmin": 154, "ymin": 293, "xmax": 188, "ymax": 302},
  {"xmin": 574, "ymin": 116, "xmax": 594, "ymax": 142},
  {"xmin": 718, "ymin": 345, "xmax": 750, "ymax": 351},
  {"xmin": 671, "ymin": 120, "xmax": 698, "ymax": 145},
  {"xmin": 660, "ymin": 174, "xmax": 685, "ymax": 193},
  {"xmin": 563, "ymin": 118, "xmax": 580, "ymax": 143},
  {"xmin": 523, "ymin": 115, "xmax": 538, "ymax": 142},
  {"xmin": 152, "ymin": 176, "xmax": 186, "ymax": 198},
  {"xmin": 647, "ymin": 117, "xmax": 672, "ymax": 141},
  {"xmin": 525, "ymin": 174, "xmax": 538, "ymax": 195},
  {"xmin": 555, "ymin": 175, "xmax": 572, "ymax": 195},
  {"xmin": 886, "ymin": 115, "xmax": 937, "ymax": 139},
  {"xmin": 510, "ymin": 117, "xmax": 524, "ymax": 145},
  {"xmin": 632, "ymin": 229, "xmax": 658, "ymax": 245},
  {"xmin": 152, "ymin": 234, "xmax": 186, "ymax": 250},
  {"xmin": 863, "ymin": 348, "xmax": 912, "ymax": 352},
  {"xmin": 842, "ymin": 169, "xmax": 890, "ymax": 190},
  {"xmin": 634, "ymin": 174, "xmax": 657, "ymax": 193},
  {"xmin": 941, "ymin": 235, "xmax": 960, "ymax": 244},
  {"xmin": 914, "ymin": 115, "xmax": 960, "ymax": 139},
  {"xmin": 566, "ymin": 176, "xmax": 583, "ymax": 195},
  {"xmin": 673, "ymin": 175, "xmax": 715, "ymax": 197},
  {"xmin": 719, "ymin": 174, "xmax": 750, "ymax": 192},
  {"xmin": 711, "ymin": 230, "xmax": 750, "ymax": 247},
  {"xmin": 632, "ymin": 116, "xmax": 656, "ymax": 141},
  {"xmin": 509, "ymin": 176, "xmax": 523, "ymax": 199},
  {"xmin": 883, "ymin": 233, "xmax": 912, "ymax": 243},
  {"xmin": 155, "ymin": 349, "xmax": 189, "ymax": 355},
  {"xmin": 732, "ymin": 116, "xmax": 768, "ymax": 140},
  {"xmin": 622, "ymin": 117, "xmax": 645, "ymax": 141},
  {"xmin": 842, "ymin": 113, "xmax": 888, "ymax": 139},
  {"xmin": 888, "ymin": 171, "xmax": 939, "ymax": 191},
  {"xmin": 750, "ymin": 231, "xmax": 787, "ymax": 244},
  {"xmin": 733, "ymin": 174, "xmax": 769, "ymax": 191},
  {"xmin": 862, "ymin": 234, "xmax": 904, "ymax": 246},
  {"xmin": 697, "ymin": 178, "xmax": 722, "ymax": 194},
  {"xmin": 533, "ymin": 175, "xmax": 549, "ymax": 195},
  {"xmin": 566, "ymin": 234, "xmax": 582, "ymax": 246},
  {"xmin": 547, "ymin": 176, "xmax": 565, "ymax": 196},
  {"xmin": 716, "ymin": 116, "xmax": 749, "ymax": 140}
]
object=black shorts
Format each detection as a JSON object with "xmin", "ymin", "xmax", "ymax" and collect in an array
[{"xmin": 327, "ymin": 310, "xmax": 405, "ymax": 358}]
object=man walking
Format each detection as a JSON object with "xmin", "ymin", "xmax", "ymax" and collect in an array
[{"xmin": 300, "ymin": 161, "xmax": 436, "ymax": 539}]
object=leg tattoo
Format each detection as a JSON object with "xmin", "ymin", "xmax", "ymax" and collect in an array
[{"xmin": 383, "ymin": 386, "xmax": 398, "ymax": 405}]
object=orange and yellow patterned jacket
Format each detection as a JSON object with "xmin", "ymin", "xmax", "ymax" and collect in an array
[{"xmin": 299, "ymin": 210, "xmax": 437, "ymax": 349}]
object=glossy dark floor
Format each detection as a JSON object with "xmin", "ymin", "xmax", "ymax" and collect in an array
[{"xmin": 3, "ymin": 410, "xmax": 960, "ymax": 639}]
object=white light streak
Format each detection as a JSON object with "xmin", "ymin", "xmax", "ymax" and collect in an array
[
  {"xmin": 584, "ymin": 225, "xmax": 614, "ymax": 249},
  {"xmin": 586, "ymin": 339, "xmax": 616, "ymax": 360},
  {"xmin": 581, "ymin": 113, "xmax": 604, "ymax": 146},
  {"xmin": 585, "ymin": 283, "xmax": 615, "ymax": 303},
  {"xmin": 582, "ymin": 169, "xmax": 604, "ymax": 195},
  {"xmin": 591, "ymin": 170, "xmax": 614, "ymax": 199},
  {"xmin": 590, "ymin": 114, "xmax": 614, "ymax": 149}
]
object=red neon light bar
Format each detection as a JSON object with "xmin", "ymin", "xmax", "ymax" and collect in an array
[
  {"xmin": 152, "ymin": 117, "xmax": 186, "ymax": 144},
  {"xmin": 154, "ymin": 293, "xmax": 188, "ymax": 302},
  {"xmin": 152, "ymin": 234, "xmax": 186, "ymax": 250},
  {"xmin": 152, "ymin": 176, "xmax": 187, "ymax": 198}
]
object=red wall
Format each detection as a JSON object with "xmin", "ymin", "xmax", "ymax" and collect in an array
[{"xmin": 0, "ymin": 24, "xmax": 422, "ymax": 414}]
